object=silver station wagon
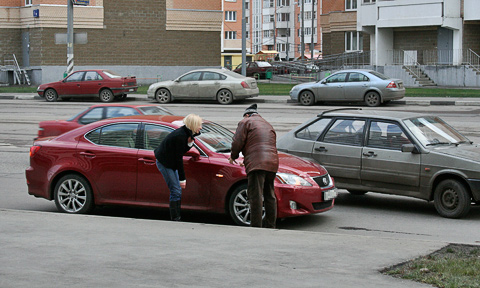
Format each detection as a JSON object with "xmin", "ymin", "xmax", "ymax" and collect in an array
[{"xmin": 277, "ymin": 109, "xmax": 480, "ymax": 218}]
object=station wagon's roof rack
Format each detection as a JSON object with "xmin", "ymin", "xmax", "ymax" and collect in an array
[{"xmin": 317, "ymin": 108, "xmax": 362, "ymax": 117}]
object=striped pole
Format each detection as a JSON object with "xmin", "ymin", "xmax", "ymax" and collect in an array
[{"xmin": 67, "ymin": 0, "xmax": 74, "ymax": 76}]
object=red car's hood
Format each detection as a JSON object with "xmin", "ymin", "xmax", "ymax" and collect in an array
[{"xmin": 215, "ymin": 151, "xmax": 328, "ymax": 178}]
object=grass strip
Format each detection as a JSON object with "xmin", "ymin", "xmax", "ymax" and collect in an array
[{"xmin": 383, "ymin": 244, "xmax": 480, "ymax": 288}]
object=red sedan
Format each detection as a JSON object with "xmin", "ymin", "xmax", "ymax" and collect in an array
[
  {"xmin": 36, "ymin": 70, "xmax": 138, "ymax": 102},
  {"xmin": 35, "ymin": 104, "xmax": 173, "ymax": 140},
  {"xmin": 26, "ymin": 115, "xmax": 336, "ymax": 226}
]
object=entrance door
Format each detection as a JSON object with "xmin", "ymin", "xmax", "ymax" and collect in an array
[
  {"xmin": 438, "ymin": 27, "xmax": 453, "ymax": 64},
  {"xmin": 22, "ymin": 32, "xmax": 30, "ymax": 67}
]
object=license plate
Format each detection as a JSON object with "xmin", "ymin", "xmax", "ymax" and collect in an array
[
  {"xmin": 129, "ymin": 88, "xmax": 134, "ymax": 92},
  {"xmin": 323, "ymin": 189, "xmax": 337, "ymax": 201}
]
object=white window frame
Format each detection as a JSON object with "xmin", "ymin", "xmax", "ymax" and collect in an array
[
  {"xmin": 277, "ymin": 0, "xmax": 290, "ymax": 6},
  {"xmin": 225, "ymin": 11, "xmax": 237, "ymax": 22},
  {"xmin": 225, "ymin": 31, "xmax": 237, "ymax": 40},
  {"xmin": 345, "ymin": 31, "xmax": 363, "ymax": 52},
  {"xmin": 345, "ymin": 0, "xmax": 357, "ymax": 10},
  {"xmin": 25, "ymin": 0, "xmax": 33, "ymax": 6},
  {"xmin": 363, "ymin": 0, "xmax": 376, "ymax": 3}
]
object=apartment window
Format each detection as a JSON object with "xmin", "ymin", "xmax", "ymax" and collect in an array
[
  {"xmin": 277, "ymin": 0, "xmax": 290, "ymax": 6},
  {"xmin": 225, "ymin": 11, "xmax": 237, "ymax": 21},
  {"xmin": 25, "ymin": 0, "xmax": 32, "ymax": 5},
  {"xmin": 246, "ymin": 31, "xmax": 249, "ymax": 38},
  {"xmin": 225, "ymin": 0, "xmax": 237, "ymax": 2},
  {"xmin": 363, "ymin": 0, "xmax": 376, "ymax": 3},
  {"xmin": 264, "ymin": 0, "xmax": 274, "ymax": 8},
  {"xmin": 276, "ymin": 43, "xmax": 287, "ymax": 52},
  {"xmin": 305, "ymin": 0, "xmax": 312, "ymax": 3},
  {"xmin": 245, "ymin": 2, "xmax": 249, "ymax": 9},
  {"xmin": 225, "ymin": 31, "xmax": 237, "ymax": 40},
  {"xmin": 345, "ymin": 32, "xmax": 363, "ymax": 51},
  {"xmin": 345, "ymin": 0, "xmax": 357, "ymax": 10},
  {"xmin": 305, "ymin": 27, "xmax": 311, "ymax": 35},
  {"xmin": 277, "ymin": 13, "xmax": 290, "ymax": 22}
]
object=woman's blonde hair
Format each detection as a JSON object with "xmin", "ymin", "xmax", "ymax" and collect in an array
[{"xmin": 183, "ymin": 114, "xmax": 203, "ymax": 131}]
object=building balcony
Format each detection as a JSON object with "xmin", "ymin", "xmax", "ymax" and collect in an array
[
  {"xmin": 358, "ymin": 0, "xmax": 461, "ymax": 30},
  {"xmin": 262, "ymin": 22, "xmax": 274, "ymax": 30},
  {"xmin": 464, "ymin": 0, "xmax": 480, "ymax": 21}
]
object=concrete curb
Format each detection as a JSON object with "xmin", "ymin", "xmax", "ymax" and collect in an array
[{"xmin": 1, "ymin": 93, "xmax": 480, "ymax": 106}]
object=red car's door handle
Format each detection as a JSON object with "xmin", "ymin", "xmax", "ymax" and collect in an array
[
  {"xmin": 79, "ymin": 151, "xmax": 96, "ymax": 158},
  {"xmin": 139, "ymin": 158, "xmax": 156, "ymax": 165}
]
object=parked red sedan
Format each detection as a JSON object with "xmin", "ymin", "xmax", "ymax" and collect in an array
[
  {"xmin": 35, "ymin": 104, "xmax": 173, "ymax": 140},
  {"xmin": 37, "ymin": 70, "xmax": 138, "ymax": 102},
  {"xmin": 26, "ymin": 115, "xmax": 336, "ymax": 226}
]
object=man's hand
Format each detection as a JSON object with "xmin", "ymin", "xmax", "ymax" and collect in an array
[
  {"xmin": 228, "ymin": 157, "xmax": 237, "ymax": 165},
  {"xmin": 180, "ymin": 180, "xmax": 186, "ymax": 189}
]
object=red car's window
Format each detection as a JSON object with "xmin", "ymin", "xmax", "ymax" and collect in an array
[
  {"xmin": 85, "ymin": 71, "xmax": 102, "ymax": 81},
  {"xmin": 106, "ymin": 107, "xmax": 140, "ymax": 118},
  {"xmin": 79, "ymin": 107, "xmax": 104, "ymax": 124},
  {"xmin": 65, "ymin": 72, "xmax": 85, "ymax": 82},
  {"xmin": 144, "ymin": 124, "xmax": 172, "ymax": 150},
  {"xmin": 85, "ymin": 123, "xmax": 139, "ymax": 148}
]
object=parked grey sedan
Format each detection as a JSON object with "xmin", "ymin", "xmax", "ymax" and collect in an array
[
  {"xmin": 290, "ymin": 69, "xmax": 405, "ymax": 107},
  {"xmin": 147, "ymin": 68, "xmax": 259, "ymax": 105},
  {"xmin": 277, "ymin": 108, "xmax": 480, "ymax": 218}
]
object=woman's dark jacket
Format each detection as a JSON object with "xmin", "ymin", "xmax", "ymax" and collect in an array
[{"xmin": 154, "ymin": 125, "xmax": 194, "ymax": 181}]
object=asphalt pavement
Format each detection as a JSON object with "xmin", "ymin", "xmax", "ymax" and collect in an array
[{"xmin": 0, "ymin": 92, "xmax": 477, "ymax": 287}]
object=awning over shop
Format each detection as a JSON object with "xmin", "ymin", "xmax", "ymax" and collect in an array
[{"xmin": 255, "ymin": 50, "xmax": 279, "ymax": 61}]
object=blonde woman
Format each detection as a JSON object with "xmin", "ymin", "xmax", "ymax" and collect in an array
[{"xmin": 155, "ymin": 114, "xmax": 202, "ymax": 221}]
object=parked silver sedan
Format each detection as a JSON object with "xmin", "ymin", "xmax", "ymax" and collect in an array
[
  {"xmin": 147, "ymin": 68, "xmax": 259, "ymax": 105},
  {"xmin": 277, "ymin": 108, "xmax": 480, "ymax": 218},
  {"xmin": 290, "ymin": 69, "xmax": 405, "ymax": 107}
]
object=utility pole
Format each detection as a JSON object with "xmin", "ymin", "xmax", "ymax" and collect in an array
[
  {"xmin": 301, "ymin": 0, "xmax": 305, "ymax": 61},
  {"xmin": 67, "ymin": 0, "xmax": 74, "ymax": 76},
  {"xmin": 241, "ymin": 0, "xmax": 246, "ymax": 76},
  {"xmin": 311, "ymin": 0, "xmax": 315, "ymax": 60}
]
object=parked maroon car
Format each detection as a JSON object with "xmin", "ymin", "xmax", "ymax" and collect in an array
[
  {"xmin": 35, "ymin": 104, "xmax": 173, "ymax": 140},
  {"xmin": 26, "ymin": 115, "xmax": 337, "ymax": 226},
  {"xmin": 37, "ymin": 70, "xmax": 138, "ymax": 102},
  {"xmin": 233, "ymin": 61, "xmax": 274, "ymax": 79}
]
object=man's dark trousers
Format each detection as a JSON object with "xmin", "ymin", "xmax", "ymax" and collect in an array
[{"xmin": 247, "ymin": 170, "xmax": 277, "ymax": 228}]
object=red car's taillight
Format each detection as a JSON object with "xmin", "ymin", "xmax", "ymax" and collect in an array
[
  {"xmin": 386, "ymin": 81, "xmax": 397, "ymax": 88},
  {"xmin": 37, "ymin": 127, "xmax": 44, "ymax": 138},
  {"xmin": 30, "ymin": 145, "xmax": 41, "ymax": 157},
  {"xmin": 241, "ymin": 81, "xmax": 250, "ymax": 89}
]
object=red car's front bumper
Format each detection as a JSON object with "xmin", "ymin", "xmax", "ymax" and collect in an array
[{"xmin": 275, "ymin": 184, "xmax": 336, "ymax": 218}]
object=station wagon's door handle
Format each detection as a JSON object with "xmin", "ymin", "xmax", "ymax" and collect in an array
[
  {"xmin": 362, "ymin": 151, "xmax": 377, "ymax": 157},
  {"xmin": 139, "ymin": 158, "xmax": 156, "ymax": 165},
  {"xmin": 79, "ymin": 151, "xmax": 96, "ymax": 158},
  {"xmin": 315, "ymin": 146, "xmax": 328, "ymax": 152}
]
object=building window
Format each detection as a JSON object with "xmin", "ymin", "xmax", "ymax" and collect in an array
[
  {"xmin": 277, "ymin": 13, "xmax": 290, "ymax": 22},
  {"xmin": 225, "ymin": 31, "xmax": 237, "ymax": 40},
  {"xmin": 363, "ymin": 0, "xmax": 376, "ymax": 3},
  {"xmin": 245, "ymin": 2, "xmax": 249, "ymax": 9},
  {"xmin": 345, "ymin": 0, "xmax": 357, "ymax": 10},
  {"xmin": 225, "ymin": 0, "xmax": 237, "ymax": 2},
  {"xmin": 25, "ymin": 0, "xmax": 32, "ymax": 5},
  {"xmin": 345, "ymin": 32, "xmax": 363, "ymax": 51},
  {"xmin": 225, "ymin": 11, "xmax": 237, "ymax": 22},
  {"xmin": 277, "ymin": 0, "xmax": 290, "ymax": 6}
]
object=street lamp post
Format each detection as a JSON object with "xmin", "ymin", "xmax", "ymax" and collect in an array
[
  {"xmin": 241, "ymin": 0, "xmax": 246, "ymax": 76},
  {"xmin": 301, "ymin": 0, "xmax": 305, "ymax": 61}
]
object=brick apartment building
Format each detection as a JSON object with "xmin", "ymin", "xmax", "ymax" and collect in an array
[{"xmin": 0, "ymin": 0, "xmax": 222, "ymax": 85}]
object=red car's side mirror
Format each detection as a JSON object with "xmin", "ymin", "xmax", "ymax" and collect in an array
[{"xmin": 185, "ymin": 147, "xmax": 200, "ymax": 160}]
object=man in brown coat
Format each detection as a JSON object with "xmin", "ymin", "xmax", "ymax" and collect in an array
[{"xmin": 229, "ymin": 104, "xmax": 279, "ymax": 228}]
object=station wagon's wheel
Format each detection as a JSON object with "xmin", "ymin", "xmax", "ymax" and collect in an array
[
  {"xmin": 299, "ymin": 91, "xmax": 315, "ymax": 106},
  {"xmin": 433, "ymin": 179, "xmax": 471, "ymax": 218},
  {"xmin": 217, "ymin": 89, "xmax": 233, "ymax": 105},
  {"xmin": 44, "ymin": 88, "xmax": 58, "ymax": 102},
  {"xmin": 364, "ymin": 91, "xmax": 381, "ymax": 107},
  {"xmin": 347, "ymin": 189, "xmax": 368, "ymax": 196},
  {"xmin": 99, "ymin": 89, "xmax": 114, "ymax": 102},
  {"xmin": 54, "ymin": 174, "xmax": 94, "ymax": 214},
  {"xmin": 228, "ymin": 184, "xmax": 265, "ymax": 226},
  {"xmin": 155, "ymin": 88, "xmax": 171, "ymax": 104}
]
